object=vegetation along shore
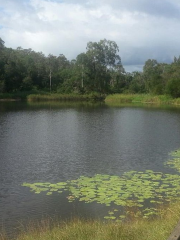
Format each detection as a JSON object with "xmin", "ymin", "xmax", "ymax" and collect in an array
[
  {"xmin": 1, "ymin": 200, "xmax": 180, "ymax": 240},
  {"xmin": 105, "ymin": 94, "xmax": 180, "ymax": 105},
  {"xmin": 2, "ymin": 92, "xmax": 180, "ymax": 108}
]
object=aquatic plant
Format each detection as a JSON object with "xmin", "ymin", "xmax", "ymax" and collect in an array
[
  {"xmin": 165, "ymin": 149, "xmax": 180, "ymax": 173},
  {"xmin": 23, "ymin": 149, "xmax": 180, "ymax": 221}
]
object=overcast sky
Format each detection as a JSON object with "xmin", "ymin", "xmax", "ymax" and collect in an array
[{"xmin": 0, "ymin": 0, "xmax": 180, "ymax": 72}]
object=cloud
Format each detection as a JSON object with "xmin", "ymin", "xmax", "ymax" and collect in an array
[
  {"xmin": 100, "ymin": 0, "xmax": 180, "ymax": 18},
  {"xmin": 0, "ymin": 0, "xmax": 180, "ymax": 71}
]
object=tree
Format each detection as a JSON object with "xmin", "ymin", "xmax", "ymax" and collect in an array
[
  {"xmin": 165, "ymin": 58, "xmax": 180, "ymax": 97},
  {"xmin": 0, "ymin": 38, "xmax": 5, "ymax": 49},
  {"xmin": 0, "ymin": 38, "xmax": 6, "ymax": 92},
  {"xmin": 166, "ymin": 77, "xmax": 180, "ymax": 98},
  {"xmin": 129, "ymin": 71, "xmax": 145, "ymax": 93},
  {"xmin": 0, "ymin": 39, "xmax": 125, "ymax": 94},
  {"xmin": 84, "ymin": 39, "xmax": 122, "ymax": 93},
  {"xmin": 143, "ymin": 59, "xmax": 165, "ymax": 94}
]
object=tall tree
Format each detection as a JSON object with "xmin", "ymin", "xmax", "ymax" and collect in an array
[
  {"xmin": 143, "ymin": 59, "xmax": 165, "ymax": 94},
  {"xmin": 0, "ymin": 38, "xmax": 5, "ymax": 49},
  {"xmin": 85, "ymin": 39, "xmax": 122, "ymax": 93},
  {"xmin": 0, "ymin": 38, "xmax": 5, "ymax": 92}
]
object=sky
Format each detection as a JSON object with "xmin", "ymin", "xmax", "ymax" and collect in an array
[{"xmin": 0, "ymin": 0, "xmax": 180, "ymax": 72}]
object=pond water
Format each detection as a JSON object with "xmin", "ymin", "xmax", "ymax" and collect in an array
[{"xmin": 1, "ymin": 101, "xmax": 180, "ymax": 236}]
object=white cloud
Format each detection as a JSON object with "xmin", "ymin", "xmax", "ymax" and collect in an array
[{"xmin": 0, "ymin": 0, "xmax": 180, "ymax": 71}]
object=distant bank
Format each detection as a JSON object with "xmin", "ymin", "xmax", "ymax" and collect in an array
[{"xmin": 1, "ymin": 92, "xmax": 180, "ymax": 106}]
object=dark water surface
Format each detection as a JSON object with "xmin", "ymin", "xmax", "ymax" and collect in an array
[{"xmin": 1, "ymin": 101, "xmax": 180, "ymax": 236}]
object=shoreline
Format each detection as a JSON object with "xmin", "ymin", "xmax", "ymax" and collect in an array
[
  {"xmin": 0, "ymin": 99, "xmax": 21, "ymax": 102},
  {"xmin": 1, "ymin": 93, "xmax": 180, "ymax": 106},
  {"xmin": 1, "ymin": 200, "xmax": 180, "ymax": 240},
  {"xmin": 105, "ymin": 93, "xmax": 180, "ymax": 106}
]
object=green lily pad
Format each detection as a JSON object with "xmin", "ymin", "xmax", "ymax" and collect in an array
[{"xmin": 22, "ymin": 147, "xmax": 180, "ymax": 220}]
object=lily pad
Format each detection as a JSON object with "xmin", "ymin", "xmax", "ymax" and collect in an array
[{"xmin": 22, "ymin": 147, "xmax": 180, "ymax": 220}]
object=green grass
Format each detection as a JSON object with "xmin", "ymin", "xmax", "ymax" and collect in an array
[
  {"xmin": 105, "ymin": 94, "xmax": 174, "ymax": 105},
  {"xmin": 1, "ymin": 92, "xmax": 180, "ymax": 105},
  {"xmin": 171, "ymin": 98, "xmax": 180, "ymax": 105},
  {"xmin": 27, "ymin": 93, "xmax": 105, "ymax": 102},
  {"xmin": 1, "ymin": 201, "xmax": 180, "ymax": 240}
]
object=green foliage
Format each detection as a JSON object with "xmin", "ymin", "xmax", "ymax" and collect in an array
[
  {"xmin": 142, "ymin": 60, "xmax": 166, "ymax": 94},
  {"xmin": 166, "ymin": 78, "xmax": 180, "ymax": 98},
  {"xmin": 0, "ymin": 80, "xmax": 5, "ymax": 93},
  {"xmin": 128, "ymin": 72, "xmax": 145, "ymax": 93},
  {"xmin": 1, "ymin": 37, "xmax": 180, "ymax": 97},
  {"xmin": 0, "ymin": 38, "xmax": 5, "ymax": 49},
  {"xmin": 23, "ymin": 148, "xmax": 180, "ymax": 222},
  {"xmin": 20, "ymin": 76, "xmax": 33, "ymax": 91},
  {"xmin": 0, "ymin": 38, "xmax": 124, "ymax": 95},
  {"xmin": 105, "ymin": 94, "xmax": 173, "ymax": 105}
]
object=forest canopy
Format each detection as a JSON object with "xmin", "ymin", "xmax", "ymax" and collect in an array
[{"xmin": 0, "ymin": 37, "xmax": 180, "ymax": 97}]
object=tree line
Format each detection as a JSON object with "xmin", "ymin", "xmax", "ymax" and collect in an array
[{"xmin": 0, "ymin": 37, "xmax": 180, "ymax": 98}]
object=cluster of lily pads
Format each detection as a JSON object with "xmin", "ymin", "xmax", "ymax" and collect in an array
[
  {"xmin": 165, "ymin": 149, "xmax": 180, "ymax": 173},
  {"xmin": 23, "ymin": 149, "xmax": 180, "ymax": 221}
]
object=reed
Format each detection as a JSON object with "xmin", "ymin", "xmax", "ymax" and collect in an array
[
  {"xmin": 27, "ymin": 93, "xmax": 105, "ymax": 102},
  {"xmin": 105, "ymin": 94, "xmax": 173, "ymax": 105}
]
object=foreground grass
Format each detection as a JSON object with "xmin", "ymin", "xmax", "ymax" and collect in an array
[{"xmin": 2, "ymin": 201, "xmax": 180, "ymax": 240}]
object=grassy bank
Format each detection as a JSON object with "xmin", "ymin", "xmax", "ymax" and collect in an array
[
  {"xmin": 105, "ymin": 94, "xmax": 180, "ymax": 106},
  {"xmin": 105, "ymin": 94, "xmax": 177, "ymax": 105},
  {"xmin": 1, "ymin": 200, "xmax": 180, "ymax": 240},
  {"xmin": 1, "ymin": 92, "xmax": 180, "ymax": 105},
  {"xmin": 27, "ymin": 93, "xmax": 105, "ymax": 102}
]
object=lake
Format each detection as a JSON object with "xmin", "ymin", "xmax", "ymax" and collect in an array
[{"xmin": 1, "ymin": 101, "xmax": 180, "ymax": 236}]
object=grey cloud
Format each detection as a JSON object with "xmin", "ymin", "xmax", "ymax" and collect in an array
[
  {"xmin": 0, "ymin": 0, "xmax": 53, "ymax": 33},
  {"xmin": 99, "ymin": 0, "xmax": 180, "ymax": 19},
  {"xmin": 47, "ymin": 0, "xmax": 91, "ymax": 6},
  {"xmin": 51, "ymin": 0, "xmax": 180, "ymax": 19},
  {"xmin": 137, "ymin": 0, "xmax": 180, "ymax": 19},
  {"xmin": 121, "ymin": 45, "xmax": 177, "ymax": 69},
  {"xmin": 124, "ymin": 64, "xmax": 144, "ymax": 72},
  {"xmin": 0, "ymin": 0, "xmax": 35, "ymax": 13}
]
